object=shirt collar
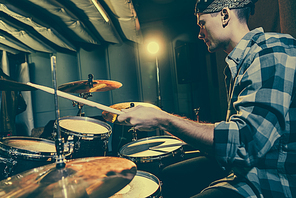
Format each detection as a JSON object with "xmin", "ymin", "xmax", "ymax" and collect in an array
[{"xmin": 225, "ymin": 27, "xmax": 264, "ymax": 78}]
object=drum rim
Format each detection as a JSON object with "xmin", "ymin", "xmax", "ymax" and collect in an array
[
  {"xmin": 115, "ymin": 170, "xmax": 161, "ymax": 198},
  {"xmin": 56, "ymin": 116, "xmax": 112, "ymax": 137},
  {"xmin": 119, "ymin": 135, "xmax": 183, "ymax": 158},
  {"xmin": 0, "ymin": 136, "xmax": 71, "ymax": 160}
]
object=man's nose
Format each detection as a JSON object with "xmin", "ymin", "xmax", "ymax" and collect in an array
[{"xmin": 198, "ymin": 30, "xmax": 205, "ymax": 39}]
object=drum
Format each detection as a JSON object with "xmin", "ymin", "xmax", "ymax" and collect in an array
[
  {"xmin": 111, "ymin": 170, "xmax": 162, "ymax": 198},
  {"xmin": 56, "ymin": 116, "xmax": 112, "ymax": 158},
  {"xmin": 119, "ymin": 136, "xmax": 185, "ymax": 176},
  {"xmin": 0, "ymin": 136, "xmax": 71, "ymax": 180}
]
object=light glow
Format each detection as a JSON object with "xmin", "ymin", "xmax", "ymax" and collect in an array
[{"xmin": 147, "ymin": 42, "xmax": 160, "ymax": 55}]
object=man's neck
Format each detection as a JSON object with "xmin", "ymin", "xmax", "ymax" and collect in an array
[{"xmin": 225, "ymin": 24, "xmax": 250, "ymax": 54}]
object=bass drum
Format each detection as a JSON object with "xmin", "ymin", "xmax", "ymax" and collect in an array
[
  {"xmin": 119, "ymin": 135, "xmax": 185, "ymax": 177},
  {"xmin": 111, "ymin": 170, "xmax": 162, "ymax": 198},
  {"xmin": 0, "ymin": 136, "xmax": 71, "ymax": 180}
]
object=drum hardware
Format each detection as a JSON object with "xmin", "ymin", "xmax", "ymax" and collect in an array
[
  {"xmin": 0, "ymin": 156, "xmax": 17, "ymax": 180},
  {"xmin": 72, "ymin": 92, "xmax": 92, "ymax": 116},
  {"xmin": 194, "ymin": 107, "xmax": 200, "ymax": 121},
  {"xmin": 128, "ymin": 127, "xmax": 138, "ymax": 141},
  {"xmin": 71, "ymin": 74, "xmax": 94, "ymax": 116}
]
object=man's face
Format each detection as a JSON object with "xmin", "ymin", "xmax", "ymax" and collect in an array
[{"xmin": 197, "ymin": 12, "xmax": 225, "ymax": 53}]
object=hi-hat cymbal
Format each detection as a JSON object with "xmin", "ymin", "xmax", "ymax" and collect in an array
[
  {"xmin": 0, "ymin": 79, "xmax": 37, "ymax": 91},
  {"xmin": 102, "ymin": 102, "xmax": 161, "ymax": 125},
  {"xmin": 58, "ymin": 80, "xmax": 122, "ymax": 93},
  {"xmin": 0, "ymin": 157, "xmax": 137, "ymax": 198}
]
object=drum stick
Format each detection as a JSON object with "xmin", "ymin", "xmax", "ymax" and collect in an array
[{"xmin": 27, "ymin": 82, "xmax": 122, "ymax": 115}]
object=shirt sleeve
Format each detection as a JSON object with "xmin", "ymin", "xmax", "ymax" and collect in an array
[{"xmin": 214, "ymin": 46, "xmax": 295, "ymax": 171}]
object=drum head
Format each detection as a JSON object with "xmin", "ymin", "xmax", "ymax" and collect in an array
[
  {"xmin": 57, "ymin": 116, "xmax": 112, "ymax": 138},
  {"xmin": 111, "ymin": 170, "xmax": 161, "ymax": 198},
  {"xmin": 120, "ymin": 136, "xmax": 183, "ymax": 158}
]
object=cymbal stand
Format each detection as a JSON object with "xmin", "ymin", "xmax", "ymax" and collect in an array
[
  {"xmin": 51, "ymin": 55, "xmax": 65, "ymax": 169},
  {"xmin": 128, "ymin": 127, "xmax": 138, "ymax": 141},
  {"xmin": 73, "ymin": 92, "xmax": 92, "ymax": 116},
  {"xmin": 126, "ymin": 102, "xmax": 138, "ymax": 141},
  {"xmin": 73, "ymin": 74, "xmax": 94, "ymax": 117}
]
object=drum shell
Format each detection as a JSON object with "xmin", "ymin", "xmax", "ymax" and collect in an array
[
  {"xmin": 56, "ymin": 116, "xmax": 112, "ymax": 158},
  {"xmin": 0, "ymin": 136, "xmax": 71, "ymax": 178},
  {"xmin": 119, "ymin": 136, "xmax": 184, "ymax": 177}
]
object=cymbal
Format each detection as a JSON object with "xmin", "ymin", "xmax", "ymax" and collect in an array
[
  {"xmin": 102, "ymin": 102, "xmax": 160, "ymax": 125},
  {"xmin": 0, "ymin": 79, "xmax": 37, "ymax": 91},
  {"xmin": 58, "ymin": 80, "xmax": 122, "ymax": 93},
  {"xmin": 0, "ymin": 157, "xmax": 137, "ymax": 198}
]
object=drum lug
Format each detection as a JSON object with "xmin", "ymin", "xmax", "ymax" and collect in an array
[
  {"xmin": 158, "ymin": 160, "xmax": 164, "ymax": 169},
  {"xmin": 8, "ymin": 149, "xmax": 18, "ymax": 157}
]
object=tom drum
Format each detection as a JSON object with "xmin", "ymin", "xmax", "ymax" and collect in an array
[
  {"xmin": 56, "ymin": 116, "xmax": 112, "ymax": 158},
  {"xmin": 119, "ymin": 135, "xmax": 184, "ymax": 176},
  {"xmin": 0, "ymin": 136, "xmax": 71, "ymax": 180}
]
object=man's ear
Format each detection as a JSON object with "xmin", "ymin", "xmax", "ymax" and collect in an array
[{"xmin": 221, "ymin": 7, "xmax": 230, "ymax": 28}]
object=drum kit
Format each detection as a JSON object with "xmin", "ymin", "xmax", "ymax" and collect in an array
[{"xmin": 0, "ymin": 76, "xmax": 187, "ymax": 197}]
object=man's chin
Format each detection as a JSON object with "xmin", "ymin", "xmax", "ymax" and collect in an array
[{"xmin": 207, "ymin": 46, "xmax": 217, "ymax": 53}]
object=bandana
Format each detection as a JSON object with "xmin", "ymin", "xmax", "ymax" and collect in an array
[{"xmin": 195, "ymin": 0, "xmax": 258, "ymax": 14}]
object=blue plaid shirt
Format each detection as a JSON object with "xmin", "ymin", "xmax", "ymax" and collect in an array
[{"xmin": 206, "ymin": 28, "xmax": 296, "ymax": 198}]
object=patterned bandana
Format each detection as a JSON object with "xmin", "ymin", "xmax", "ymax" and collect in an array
[{"xmin": 195, "ymin": 0, "xmax": 258, "ymax": 14}]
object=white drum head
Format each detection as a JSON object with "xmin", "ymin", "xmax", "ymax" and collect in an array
[
  {"xmin": 111, "ymin": 171, "xmax": 160, "ymax": 198},
  {"xmin": 120, "ymin": 136, "xmax": 183, "ymax": 158}
]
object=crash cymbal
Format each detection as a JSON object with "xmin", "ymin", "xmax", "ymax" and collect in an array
[
  {"xmin": 58, "ymin": 80, "xmax": 122, "ymax": 93},
  {"xmin": 102, "ymin": 102, "xmax": 160, "ymax": 125},
  {"xmin": 0, "ymin": 157, "xmax": 137, "ymax": 198},
  {"xmin": 0, "ymin": 79, "xmax": 37, "ymax": 91}
]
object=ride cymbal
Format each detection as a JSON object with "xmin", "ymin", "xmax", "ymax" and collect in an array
[
  {"xmin": 0, "ymin": 157, "xmax": 137, "ymax": 198},
  {"xmin": 102, "ymin": 102, "xmax": 160, "ymax": 125},
  {"xmin": 58, "ymin": 80, "xmax": 122, "ymax": 93},
  {"xmin": 0, "ymin": 79, "xmax": 37, "ymax": 91}
]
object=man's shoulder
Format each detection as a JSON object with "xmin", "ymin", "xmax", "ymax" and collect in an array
[{"xmin": 251, "ymin": 29, "xmax": 296, "ymax": 49}]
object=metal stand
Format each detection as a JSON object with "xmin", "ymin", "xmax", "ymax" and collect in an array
[
  {"xmin": 72, "ymin": 74, "xmax": 94, "ymax": 117},
  {"xmin": 155, "ymin": 56, "xmax": 162, "ymax": 108},
  {"xmin": 51, "ymin": 55, "xmax": 65, "ymax": 168}
]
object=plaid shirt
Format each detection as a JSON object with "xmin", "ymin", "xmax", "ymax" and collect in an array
[{"xmin": 206, "ymin": 28, "xmax": 296, "ymax": 198}]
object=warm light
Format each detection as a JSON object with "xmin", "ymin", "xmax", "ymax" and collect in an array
[
  {"xmin": 147, "ymin": 42, "xmax": 160, "ymax": 55},
  {"xmin": 91, "ymin": 0, "xmax": 110, "ymax": 23}
]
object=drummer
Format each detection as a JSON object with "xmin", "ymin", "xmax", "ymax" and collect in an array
[
  {"xmin": 0, "ymin": 68, "xmax": 27, "ymax": 137},
  {"xmin": 117, "ymin": 0, "xmax": 296, "ymax": 198}
]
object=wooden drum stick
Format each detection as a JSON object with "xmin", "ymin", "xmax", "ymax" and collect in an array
[{"xmin": 27, "ymin": 82, "xmax": 122, "ymax": 115}]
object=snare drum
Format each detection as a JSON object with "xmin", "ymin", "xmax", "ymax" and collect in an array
[
  {"xmin": 119, "ymin": 136, "xmax": 184, "ymax": 176},
  {"xmin": 0, "ymin": 136, "xmax": 71, "ymax": 179},
  {"xmin": 56, "ymin": 116, "xmax": 112, "ymax": 158},
  {"xmin": 111, "ymin": 170, "xmax": 162, "ymax": 198}
]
